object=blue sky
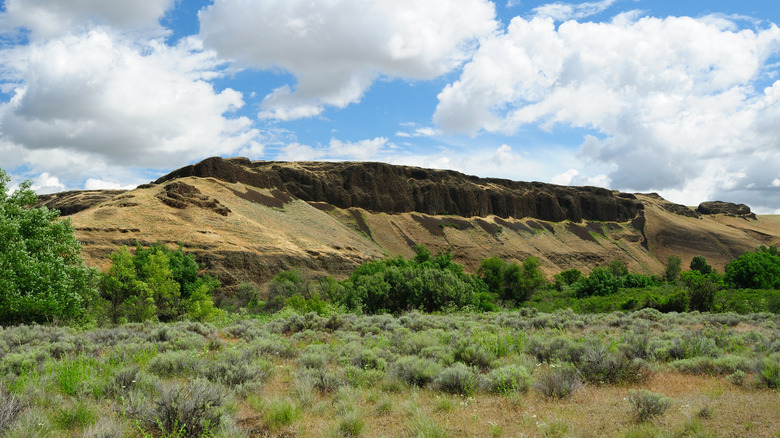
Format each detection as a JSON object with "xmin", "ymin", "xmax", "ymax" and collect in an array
[{"xmin": 2, "ymin": 1, "xmax": 780, "ymax": 213}]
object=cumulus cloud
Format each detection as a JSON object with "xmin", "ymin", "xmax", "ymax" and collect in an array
[
  {"xmin": 276, "ymin": 137, "xmax": 391, "ymax": 162},
  {"xmin": 0, "ymin": 29, "xmax": 259, "ymax": 188},
  {"xmin": 0, "ymin": 0, "xmax": 174, "ymax": 39},
  {"xmin": 385, "ymin": 144, "xmax": 550, "ymax": 182},
  {"xmin": 198, "ymin": 0, "xmax": 498, "ymax": 120},
  {"xmin": 531, "ymin": 0, "xmax": 618, "ymax": 21},
  {"xmin": 435, "ymin": 14, "xmax": 780, "ymax": 210}
]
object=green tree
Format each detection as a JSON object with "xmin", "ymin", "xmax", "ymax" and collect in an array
[
  {"xmin": 99, "ymin": 244, "xmax": 220, "ymax": 322},
  {"xmin": 99, "ymin": 246, "xmax": 155, "ymax": 323},
  {"xmin": 0, "ymin": 169, "xmax": 97, "ymax": 324},
  {"xmin": 679, "ymin": 271, "xmax": 720, "ymax": 311},
  {"xmin": 477, "ymin": 256, "xmax": 546, "ymax": 303},
  {"xmin": 689, "ymin": 256, "xmax": 713, "ymax": 275},
  {"xmin": 665, "ymin": 255, "xmax": 682, "ymax": 282},
  {"xmin": 724, "ymin": 249, "xmax": 780, "ymax": 290},
  {"xmin": 574, "ymin": 267, "xmax": 620, "ymax": 297}
]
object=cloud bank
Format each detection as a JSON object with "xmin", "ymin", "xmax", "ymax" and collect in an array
[
  {"xmin": 435, "ymin": 14, "xmax": 780, "ymax": 209},
  {"xmin": 198, "ymin": 0, "xmax": 498, "ymax": 120}
]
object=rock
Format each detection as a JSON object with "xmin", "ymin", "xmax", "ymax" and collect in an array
[
  {"xmin": 156, "ymin": 157, "xmax": 644, "ymax": 223},
  {"xmin": 35, "ymin": 190, "xmax": 127, "ymax": 216},
  {"xmin": 696, "ymin": 201, "xmax": 753, "ymax": 217}
]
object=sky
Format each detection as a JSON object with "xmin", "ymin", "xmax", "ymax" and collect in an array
[{"xmin": 2, "ymin": 1, "xmax": 780, "ymax": 213}]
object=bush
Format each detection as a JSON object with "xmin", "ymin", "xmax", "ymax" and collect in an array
[
  {"xmin": 478, "ymin": 256, "xmax": 546, "ymax": 303},
  {"xmin": 433, "ymin": 363, "xmax": 478, "ymax": 395},
  {"xmin": 0, "ymin": 388, "xmax": 24, "ymax": 434},
  {"xmin": 0, "ymin": 168, "xmax": 98, "ymax": 325},
  {"xmin": 100, "ymin": 244, "xmax": 220, "ymax": 323},
  {"xmin": 393, "ymin": 356, "xmax": 442, "ymax": 387},
  {"xmin": 533, "ymin": 364, "xmax": 582, "ymax": 399},
  {"xmin": 724, "ymin": 248, "xmax": 780, "ymax": 290},
  {"xmin": 757, "ymin": 356, "xmax": 780, "ymax": 389},
  {"xmin": 575, "ymin": 267, "xmax": 620, "ymax": 297},
  {"xmin": 485, "ymin": 364, "xmax": 532, "ymax": 394},
  {"xmin": 627, "ymin": 390, "xmax": 671, "ymax": 422},
  {"xmin": 126, "ymin": 379, "xmax": 226, "ymax": 437}
]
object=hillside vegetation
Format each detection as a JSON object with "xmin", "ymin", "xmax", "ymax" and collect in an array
[{"xmin": 4, "ymin": 163, "xmax": 780, "ymax": 437}]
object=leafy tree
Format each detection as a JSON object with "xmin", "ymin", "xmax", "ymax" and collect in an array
[
  {"xmin": 679, "ymin": 271, "xmax": 721, "ymax": 311},
  {"xmin": 339, "ymin": 246, "xmax": 486, "ymax": 313},
  {"xmin": 553, "ymin": 269, "xmax": 582, "ymax": 291},
  {"xmin": 0, "ymin": 169, "xmax": 97, "ymax": 324},
  {"xmin": 665, "ymin": 255, "xmax": 682, "ymax": 283},
  {"xmin": 478, "ymin": 256, "xmax": 546, "ymax": 303},
  {"xmin": 574, "ymin": 267, "xmax": 620, "ymax": 297},
  {"xmin": 99, "ymin": 246, "xmax": 155, "ymax": 323},
  {"xmin": 724, "ymin": 249, "xmax": 780, "ymax": 290},
  {"xmin": 99, "ymin": 244, "xmax": 220, "ymax": 323},
  {"xmin": 689, "ymin": 255, "xmax": 713, "ymax": 275},
  {"xmin": 606, "ymin": 260, "xmax": 629, "ymax": 277}
]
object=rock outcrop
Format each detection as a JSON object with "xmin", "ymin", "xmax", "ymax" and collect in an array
[
  {"xmin": 156, "ymin": 157, "xmax": 643, "ymax": 223},
  {"xmin": 697, "ymin": 201, "xmax": 754, "ymax": 218},
  {"xmin": 35, "ymin": 190, "xmax": 127, "ymax": 216}
]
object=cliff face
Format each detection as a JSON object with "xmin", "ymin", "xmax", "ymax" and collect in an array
[{"xmin": 156, "ymin": 157, "xmax": 644, "ymax": 223}]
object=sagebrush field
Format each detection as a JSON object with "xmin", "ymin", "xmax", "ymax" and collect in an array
[{"xmin": 1, "ymin": 309, "xmax": 778, "ymax": 437}]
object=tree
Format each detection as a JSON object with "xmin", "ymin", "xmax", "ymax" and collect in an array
[
  {"xmin": 724, "ymin": 249, "xmax": 780, "ymax": 290},
  {"xmin": 665, "ymin": 256, "xmax": 682, "ymax": 283},
  {"xmin": 477, "ymin": 256, "xmax": 546, "ymax": 303},
  {"xmin": 99, "ymin": 244, "xmax": 220, "ymax": 323},
  {"xmin": 689, "ymin": 256, "xmax": 713, "ymax": 275},
  {"xmin": 574, "ymin": 267, "xmax": 619, "ymax": 297},
  {"xmin": 0, "ymin": 169, "xmax": 97, "ymax": 324}
]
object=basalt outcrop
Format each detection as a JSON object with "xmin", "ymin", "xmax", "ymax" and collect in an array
[
  {"xmin": 697, "ymin": 201, "xmax": 754, "ymax": 218},
  {"xmin": 156, "ymin": 157, "xmax": 643, "ymax": 223}
]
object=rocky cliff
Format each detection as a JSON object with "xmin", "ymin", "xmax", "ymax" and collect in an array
[
  {"xmin": 35, "ymin": 157, "xmax": 780, "ymax": 293},
  {"xmin": 156, "ymin": 157, "xmax": 644, "ymax": 223}
]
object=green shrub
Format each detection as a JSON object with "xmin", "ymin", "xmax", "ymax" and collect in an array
[
  {"xmin": 0, "ymin": 388, "xmax": 24, "ymax": 434},
  {"xmin": 433, "ymin": 363, "xmax": 478, "ymax": 395},
  {"xmin": 264, "ymin": 398, "xmax": 301, "ymax": 430},
  {"xmin": 336, "ymin": 411, "xmax": 364, "ymax": 437},
  {"xmin": 757, "ymin": 355, "xmax": 780, "ymax": 389},
  {"xmin": 53, "ymin": 401, "xmax": 96, "ymax": 430},
  {"xmin": 627, "ymin": 390, "xmax": 671, "ymax": 422},
  {"xmin": 201, "ymin": 350, "xmax": 272, "ymax": 388},
  {"xmin": 580, "ymin": 345, "xmax": 647, "ymax": 384},
  {"xmin": 533, "ymin": 364, "xmax": 582, "ymax": 399},
  {"xmin": 485, "ymin": 364, "xmax": 532, "ymax": 394},
  {"xmin": 575, "ymin": 267, "xmax": 620, "ymax": 297},
  {"xmin": 147, "ymin": 351, "xmax": 200, "ymax": 377},
  {"xmin": 126, "ymin": 379, "xmax": 225, "ymax": 437},
  {"xmin": 393, "ymin": 356, "xmax": 442, "ymax": 387},
  {"xmin": 724, "ymin": 248, "xmax": 780, "ymax": 289}
]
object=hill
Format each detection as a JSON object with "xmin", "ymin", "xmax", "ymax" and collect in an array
[{"xmin": 38, "ymin": 157, "xmax": 780, "ymax": 293}]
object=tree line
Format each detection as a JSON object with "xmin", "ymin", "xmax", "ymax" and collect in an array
[{"xmin": 1, "ymin": 167, "xmax": 779, "ymax": 325}]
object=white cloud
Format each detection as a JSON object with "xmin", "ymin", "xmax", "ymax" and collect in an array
[
  {"xmin": 435, "ymin": 14, "xmax": 780, "ymax": 208},
  {"xmin": 0, "ymin": 0, "xmax": 174, "ymax": 39},
  {"xmin": 532, "ymin": 0, "xmax": 618, "ymax": 22},
  {"xmin": 30, "ymin": 172, "xmax": 65, "ymax": 194},
  {"xmin": 385, "ymin": 144, "xmax": 551, "ymax": 181},
  {"xmin": 198, "ymin": 0, "xmax": 498, "ymax": 120},
  {"xmin": 83, "ymin": 178, "xmax": 138, "ymax": 191},
  {"xmin": 329, "ymin": 138, "xmax": 389, "ymax": 160},
  {"xmin": 276, "ymin": 143, "xmax": 327, "ymax": 162},
  {"xmin": 0, "ymin": 29, "xmax": 259, "ymax": 187},
  {"xmin": 551, "ymin": 168, "xmax": 609, "ymax": 187}
]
